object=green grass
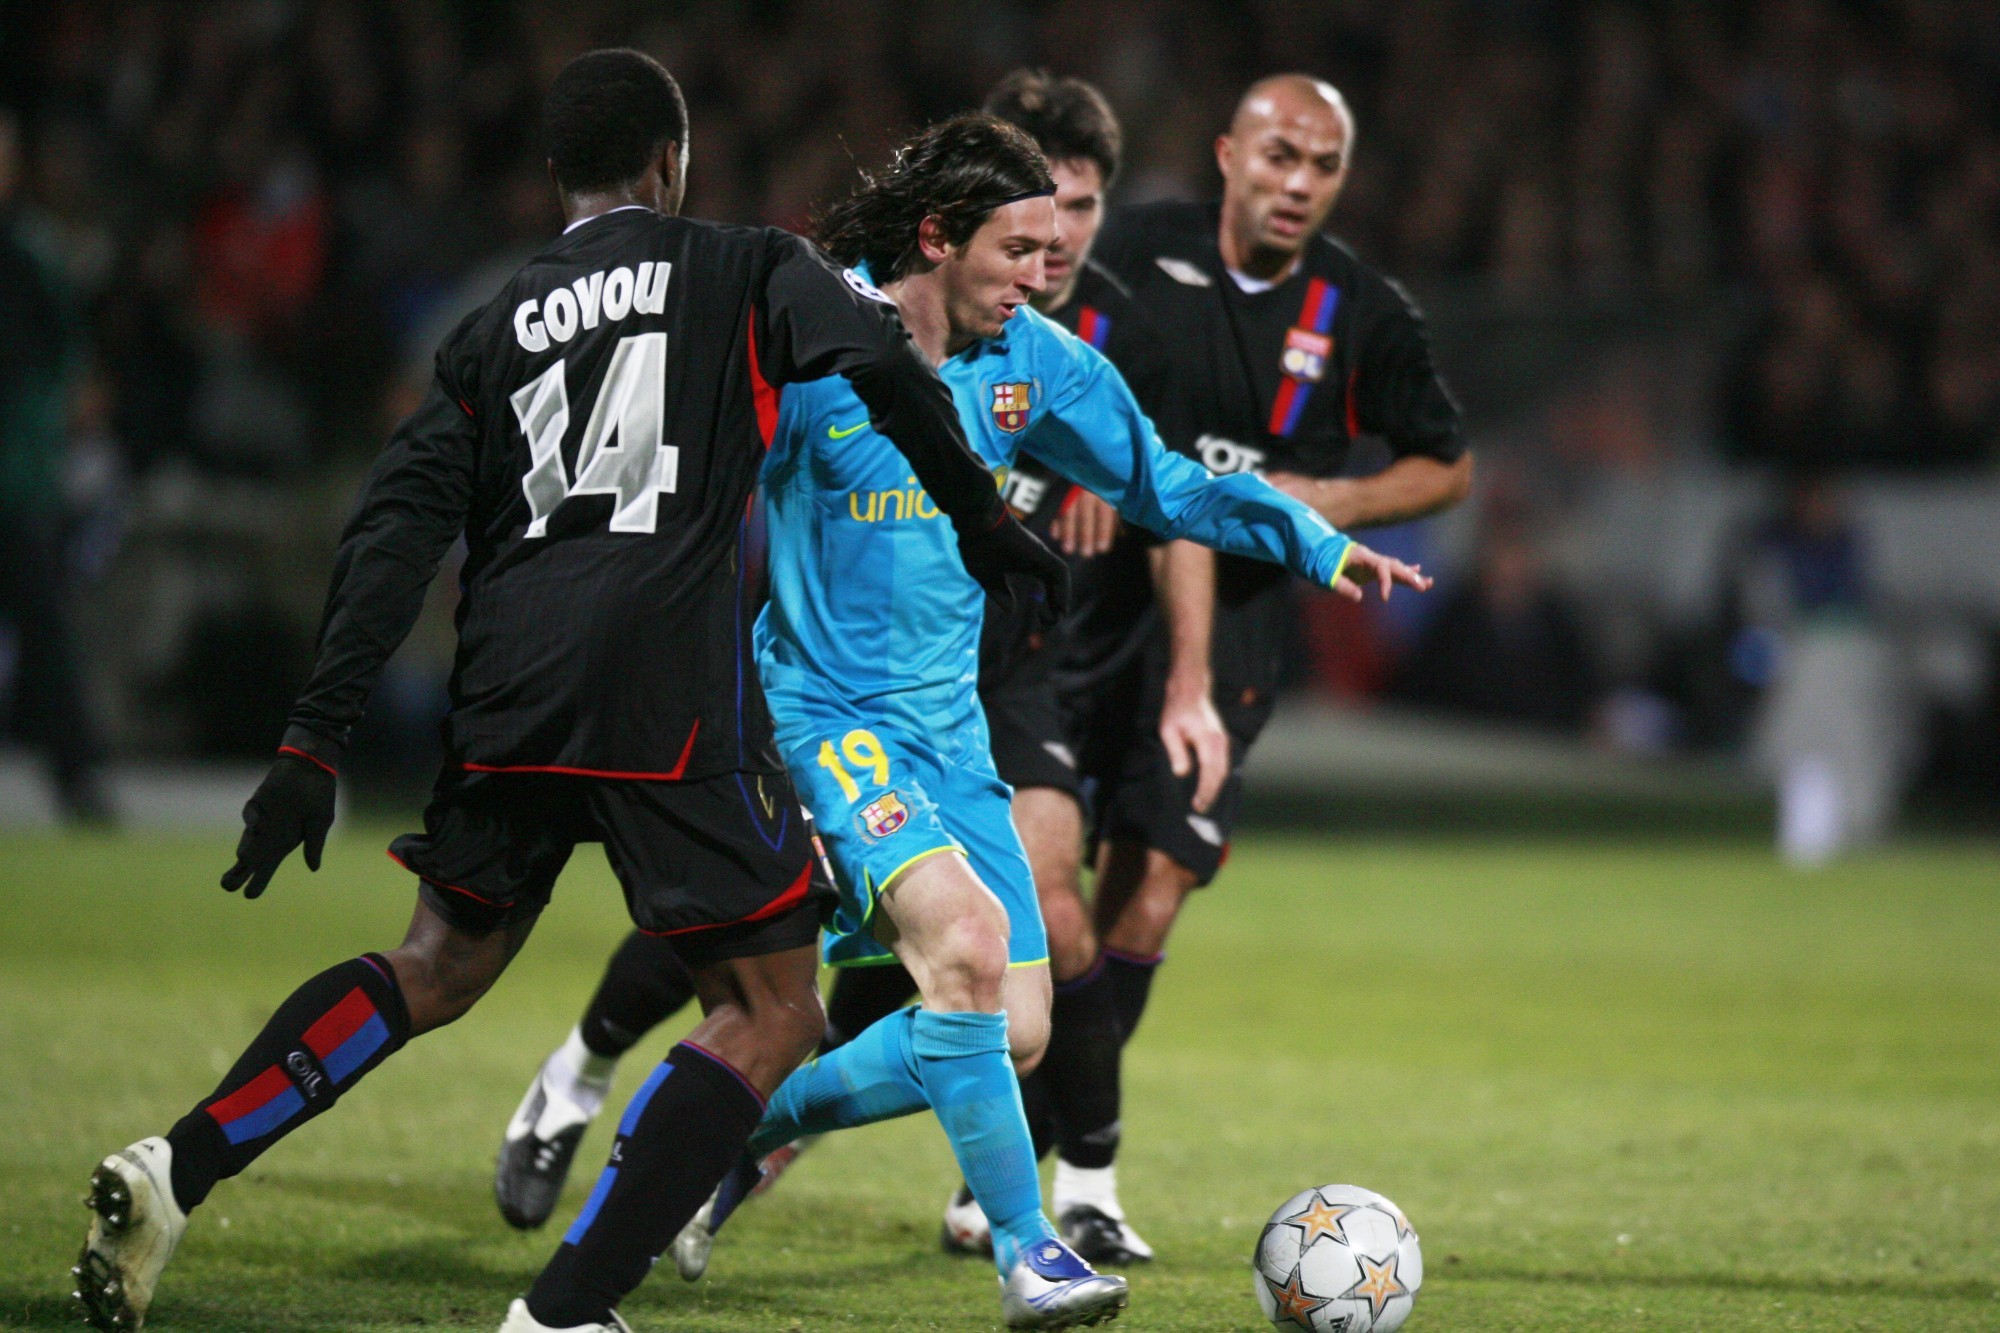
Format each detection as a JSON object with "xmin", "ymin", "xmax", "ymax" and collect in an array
[{"xmin": 2, "ymin": 828, "xmax": 1997, "ymax": 1331}]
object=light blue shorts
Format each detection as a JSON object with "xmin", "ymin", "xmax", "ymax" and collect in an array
[{"xmin": 782, "ymin": 720, "xmax": 1046, "ymax": 970}]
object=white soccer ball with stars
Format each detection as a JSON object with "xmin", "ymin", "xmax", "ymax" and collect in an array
[{"xmin": 1252, "ymin": 1183, "xmax": 1422, "ymax": 1332}]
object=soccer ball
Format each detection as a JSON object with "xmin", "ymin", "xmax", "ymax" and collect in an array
[{"xmin": 1252, "ymin": 1184, "xmax": 1422, "ymax": 1332}]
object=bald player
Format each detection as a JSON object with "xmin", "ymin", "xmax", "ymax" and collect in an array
[{"xmin": 1047, "ymin": 74, "xmax": 1472, "ymax": 1242}]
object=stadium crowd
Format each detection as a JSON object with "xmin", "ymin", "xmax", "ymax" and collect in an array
[{"xmin": 1, "ymin": 0, "xmax": 1996, "ymax": 792}]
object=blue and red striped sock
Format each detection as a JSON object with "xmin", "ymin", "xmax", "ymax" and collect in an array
[{"xmin": 165, "ymin": 954, "xmax": 409, "ymax": 1210}]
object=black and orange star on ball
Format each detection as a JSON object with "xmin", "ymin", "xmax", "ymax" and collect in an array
[
  {"xmin": 1278, "ymin": 1191, "xmax": 1357, "ymax": 1248},
  {"xmin": 1340, "ymin": 1252, "xmax": 1410, "ymax": 1322},
  {"xmin": 1267, "ymin": 1264, "xmax": 1336, "ymax": 1330}
]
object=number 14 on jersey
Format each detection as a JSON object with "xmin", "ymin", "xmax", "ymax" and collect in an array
[{"xmin": 510, "ymin": 332, "xmax": 679, "ymax": 537}]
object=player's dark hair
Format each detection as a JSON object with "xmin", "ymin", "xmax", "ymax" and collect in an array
[
  {"xmin": 814, "ymin": 114, "xmax": 1055, "ymax": 282},
  {"xmin": 544, "ymin": 49, "xmax": 688, "ymax": 194},
  {"xmin": 982, "ymin": 69, "xmax": 1122, "ymax": 189}
]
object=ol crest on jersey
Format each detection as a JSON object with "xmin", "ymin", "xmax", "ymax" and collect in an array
[{"xmin": 1283, "ymin": 328, "xmax": 1332, "ymax": 383}]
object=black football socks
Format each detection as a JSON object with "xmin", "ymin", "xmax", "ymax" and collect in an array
[
  {"xmin": 821, "ymin": 960, "xmax": 919, "ymax": 1051},
  {"xmin": 1021, "ymin": 1068, "xmax": 1060, "ymax": 1161},
  {"xmin": 578, "ymin": 930, "xmax": 698, "ymax": 1059},
  {"xmin": 526, "ymin": 1043, "xmax": 764, "ymax": 1327},
  {"xmin": 163, "ymin": 954, "xmax": 410, "ymax": 1210},
  {"xmin": 1040, "ymin": 955, "xmax": 1125, "ymax": 1169},
  {"xmin": 1102, "ymin": 946, "xmax": 1163, "ymax": 1043}
]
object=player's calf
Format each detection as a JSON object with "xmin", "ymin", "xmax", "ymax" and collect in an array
[
  {"xmin": 520, "ymin": 946, "xmax": 821, "ymax": 1328},
  {"xmin": 159, "ymin": 951, "xmax": 413, "ymax": 1214}
]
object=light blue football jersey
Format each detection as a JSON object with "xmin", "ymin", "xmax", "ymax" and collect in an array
[{"xmin": 753, "ymin": 300, "xmax": 1352, "ymax": 755}]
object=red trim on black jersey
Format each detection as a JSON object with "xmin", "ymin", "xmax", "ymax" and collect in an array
[
  {"xmin": 385, "ymin": 849, "xmax": 502, "ymax": 906},
  {"xmin": 637, "ymin": 857, "xmax": 815, "ymax": 936},
  {"xmin": 746, "ymin": 310, "xmax": 779, "ymax": 448},
  {"xmin": 1345, "ymin": 366, "xmax": 1361, "ymax": 439},
  {"xmin": 459, "ymin": 720, "xmax": 703, "ymax": 781},
  {"xmin": 277, "ymin": 745, "xmax": 337, "ymax": 776}
]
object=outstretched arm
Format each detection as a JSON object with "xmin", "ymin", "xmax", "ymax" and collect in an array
[{"xmin": 1026, "ymin": 345, "xmax": 1427, "ymax": 601}]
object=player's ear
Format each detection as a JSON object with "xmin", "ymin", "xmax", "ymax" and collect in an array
[
  {"xmin": 915, "ymin": 214, "xmax": 955, "ymax": 265},
  {"xmin": 1214, "ymin": 133, "xmax": 1235, "ymax": 178},
  {"xmin": 659, "ymin": 139, "xmax": 688, "ymax": 215}
]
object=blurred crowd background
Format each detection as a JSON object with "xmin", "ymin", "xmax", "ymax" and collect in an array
[{"xmin": 1, "ymin": 0, "xmax": 1996, "ymax": 847}]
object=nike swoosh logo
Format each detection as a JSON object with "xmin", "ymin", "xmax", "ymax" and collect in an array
[{"xmin": 828, "ymin": 421, "xmax": 867, "ymax": 439}]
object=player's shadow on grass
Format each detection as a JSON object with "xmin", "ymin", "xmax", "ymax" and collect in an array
[
  {"xmin": 0, "ymin": 1291, "xmax": 87, "ymax": 1330},
  {"xmin": 609, "ymin": 1266, "xmax": 994, "ymax": 1332},
  {"xmin": 0, "ymin": 1287, "xmax": 378, "ymax": 1333},
  {"xmin": 258, "ymin": 1171, "xmax": 502, "ymax": 1228},
  {"xmin": 1464, "ymin": 1264, "xmax": 1994, "ymax": 1303}
]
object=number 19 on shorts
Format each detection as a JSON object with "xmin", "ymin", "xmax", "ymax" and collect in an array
[{"xmin": 816, "ymin": 729, "xmax": 890, "ymax": 804}]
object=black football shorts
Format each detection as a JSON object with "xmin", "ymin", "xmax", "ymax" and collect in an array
[
  {"xmin": 982, "ymin": 668, "xmax": 1085, "ymax": 800},
  {"xmin": 388, "ymin": 767, "xmax": 833, "ymax": 967},
  {"xmin": 1071, "ymin": 658, "xmax": 1276, "ymax": 887}
]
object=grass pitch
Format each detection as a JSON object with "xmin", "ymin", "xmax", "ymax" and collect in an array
[{"xmin": 1, "ymin": 827, "xmax": 1996, "ymax": 1331}]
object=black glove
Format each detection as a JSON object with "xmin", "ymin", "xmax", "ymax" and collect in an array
[
  {"xmin": 222, "ymin": 752, "xmax": 337, "ymax": 899},
  {"xmin": 956, "ymin": 510, "xmax": 1070, "ymax": 631}
]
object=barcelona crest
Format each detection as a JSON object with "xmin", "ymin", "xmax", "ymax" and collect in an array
[
  {"xmin": 991, "ymin": 381, "xmax": 1032, "ymax": 433},
  {"xmin": 858, "ymin": 791, "xmax": 909, "ymax": 840},
  {"xmin": 1281, "ymin": 327, "xmax": 1332, "ymax": 383}
]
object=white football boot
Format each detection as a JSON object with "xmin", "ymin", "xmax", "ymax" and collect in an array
[
  {"xmin": 670, "ymin": 1191, "xmax": 718, "ymax": 1281},
  {"xmin": 496, "ymin": 1296, "xmax": 633, "ymax": 1332},
  {"xmin": 670, "ymin": 1151, "xmax": 764, "ymax": 1281},
  {"xmin": 74, "ymin": 1137, "xmax": 187, "ymax": 1331},
  {"xmin": 999, "ymin": 1236, "xmax": 1130, "ymax": 1329},
  {"xmin": 495, "ymin": 1039, "xmax": 612, "ymax": 1230},
  {"xmin": 940, "ymin": 1182, "xmax": 995, "ymax": 1256},
  {"xmin": 1054, "ymin": 1162, "xmax": 1154, "ymax": 1265}
]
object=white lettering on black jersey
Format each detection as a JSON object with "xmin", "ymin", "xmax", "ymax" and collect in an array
[
  {"xmin": 512, "ymin": 262, "xmax": 672, "ymax": 351},
  {"xmin": 282, "ymin": 210, "xmax": 1006, "ymax": 780}
]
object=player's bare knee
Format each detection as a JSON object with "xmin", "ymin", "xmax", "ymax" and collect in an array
[
  {"xmin": 925, "ymin": 916, "xmax": 1010, "ymax": 1010},
  {"xmin": 1110, "ymin": 860, "xmax": 1194, "ymax": 954},
  {"xmin": 755, "ymin": 981, "xmax": 827, "ymax": 1066},
  {"xmin": 1006, "ymin": 1005, "xmax": 1050, "ymax": 1075},
  {"xmin": 1041, "ymin": 894, "xmax": 1099, "ymax": 982}
]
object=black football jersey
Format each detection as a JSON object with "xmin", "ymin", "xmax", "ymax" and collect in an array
[
  {"xmin": 978, "ymin": 257, "xmax": 1184, "ymax": 694},
  {"xmin": 283, "ymin": 208, "xmax": 1004, "ymax": 780},
  {"xmin": 1093, "ymin": 199, "xmax": 1465, "ymax": 691}
]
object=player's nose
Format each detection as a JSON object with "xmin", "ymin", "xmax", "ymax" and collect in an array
[{"xmin": 1020, "ymin": 251, "xmax": 1048, "ymax": 295}]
